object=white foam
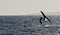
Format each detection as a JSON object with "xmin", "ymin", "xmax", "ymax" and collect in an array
[{"xmin": 45, "ymin": 25, "xmax": 60, "ymax": 27}]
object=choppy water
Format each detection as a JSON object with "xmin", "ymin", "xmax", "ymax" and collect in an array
[{"xmin": 0, "ymin": 15, "xmax": 60, "ymax": 35}]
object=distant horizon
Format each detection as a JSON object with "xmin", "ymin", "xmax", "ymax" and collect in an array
[{"xmin": 0, "ymin": 11, "xmax": 60, "ymax": 15}]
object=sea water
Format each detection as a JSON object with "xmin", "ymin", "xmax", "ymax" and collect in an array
[{"xmin": 0, "ymin": 15, "xmax": 60, "ymax": 35}]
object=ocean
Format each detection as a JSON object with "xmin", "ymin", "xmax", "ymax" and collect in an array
[{"xmin": 0, "ymin": 15, "xmax": 60, "ymax": 35}]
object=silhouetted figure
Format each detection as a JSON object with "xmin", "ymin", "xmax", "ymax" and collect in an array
[
  {"xmin": 39, "ymin": 17, "xmax": 43, "ymax": 24},
  {"xmin": 39, "ymin": 11, "xmax": 51, "ymax": 25}
]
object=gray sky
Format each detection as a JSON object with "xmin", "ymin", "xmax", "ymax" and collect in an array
[{"xmin": 0, "ymin": 0, "xmax": 60, "ymax": 15}]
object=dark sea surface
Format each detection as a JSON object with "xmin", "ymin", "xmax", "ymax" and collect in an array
[{"xmin": 0, "ymin": 15, "xmax": 60, "ymax": 35}]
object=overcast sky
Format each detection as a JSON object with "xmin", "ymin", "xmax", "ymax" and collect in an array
[{"xmin": 0, "ymin": 0, "xmax": 60, "ymax": 15}]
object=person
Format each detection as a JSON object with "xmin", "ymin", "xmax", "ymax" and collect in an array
[{"xmin": 39, "ymin": 11, "xmax": 51, "ymax": 25}]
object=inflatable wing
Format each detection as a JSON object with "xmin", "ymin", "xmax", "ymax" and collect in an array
[{"xmin": 39, "ymin": 11, "xmax": 52, "ymax": 24}]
